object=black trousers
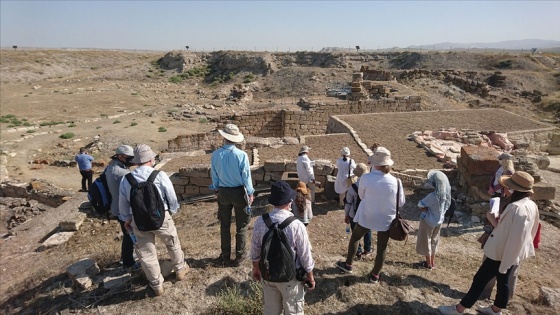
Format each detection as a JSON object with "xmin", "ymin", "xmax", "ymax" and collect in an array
[
  {"xmin": 80, "ymin": 170, "xmax": 93, "ymax": 190},
  {"xmin": 460, "ymin": 257, "xmax": 512, "ymax": 309}
]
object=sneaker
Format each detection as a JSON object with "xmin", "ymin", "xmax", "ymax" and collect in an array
[
  {"xmin": 152, "ymin": 287, "xmax": 164, "ymax": 296},
  {"xmin": 438, "ymin": 305, "xmax": 463, "ymax": 315},
  {"xmin": 355, "ymin": 252, "xmax": 363, "ymax": 260},
  {"xmin": 176, "ymin": 265, "xmax": 189, "ymax": 281},
  {"xmin": 336, "ymin": 261, "xmax": 353, "ymax": 273},
  {"xmin": 413, "ymin": 261, "xmax": 433, "ymax": 270},
  {"xmin": 477, "ymin": 305, "xmax": 502, "ymax": 315},
  {"xmin": 123, "ymin": 261, "xmax": 142, "ymax": 271},
  {"xmin": 362, "ymin": 250, "xmax": 373, "ymax": 257},
  {"xmin": 368, "ymin": 272, "xmax": 380, "ymax": 283}
]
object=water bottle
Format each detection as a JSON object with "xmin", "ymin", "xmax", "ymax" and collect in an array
[
  {"xmin": 128, "ymin": 230, "xmax": 137, "ymax": 244},
  {"xmin": 244, "ymin": 204, "xmax": 252, "ymax": 216},
  {"xmin": 345, "ymin": 223, "xmax": 351, "ymax": 234}
]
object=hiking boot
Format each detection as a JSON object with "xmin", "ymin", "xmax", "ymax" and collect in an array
[
  {"xmin": 152, "ymin": 287, "xmax": 164, "ymax": 296},
  {"xmin": 477, "ymin": 305, "xmax": 502, "ymax": 315},
  {"xmin": 336, "ymin": 261, "xmax": 353, "ymax": 273},
  {"xmin": 176, "ymin": 265, "xmax": 189, "ymax": 281},
  {"xmin": 438, "ymin": 305, "xmax": 463, "ymax": 315},
  {"xmin": 368, "ymin": 272, "xmax": 380, "ymax": 283}
]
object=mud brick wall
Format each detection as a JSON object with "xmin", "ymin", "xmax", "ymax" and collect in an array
[
  {"xmin": 0, "ymin": 180, "xmax": 69, "ymax": 207},
  {"xmin": 217, "ymin": 110, "xmax": 284, "ymax": 138}
]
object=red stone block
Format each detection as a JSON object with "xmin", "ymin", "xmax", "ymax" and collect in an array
[{"xmin": 460, "ymin": 146, "xmax": 500, "ymax": 176}]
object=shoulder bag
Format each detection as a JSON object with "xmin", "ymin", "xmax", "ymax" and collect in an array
[{"xmin": 389, "ymin": 179, "xmax": 412, "ymax": 241}]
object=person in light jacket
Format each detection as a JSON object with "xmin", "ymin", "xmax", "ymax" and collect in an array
[
  {"xmin": 438, "ymin": 171, "xmax": 539, "ymax": 315},
  {"xmin": 334, "ymin": 147, "xmax": 356, "ymax": 207},
  {"xmin": 296, "ymin": 146, "xmax": 316, "ymax": 203}
]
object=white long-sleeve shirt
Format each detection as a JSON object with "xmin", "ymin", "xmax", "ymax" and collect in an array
[
  {"xmin": 484, "ymin": 197, "xmax": 539, "ymax": 273},
  {"xmin": 334, "ymin": 157, "xmax": 356, "ymax": 194},
  {"xmin": 354, "ymin": 170, "xmax": 405, "ymax": 232},
  {"xmin": 296, "ymin": 154, "xmax": 314, "ymax": 183}
]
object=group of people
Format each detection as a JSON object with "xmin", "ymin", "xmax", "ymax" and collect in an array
[{"xmin": 82, "ymin": 123, "xmax": 540, "ymax": 315}]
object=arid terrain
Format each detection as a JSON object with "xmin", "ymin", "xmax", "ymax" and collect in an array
[{"xmin": 1, "ymin": 49, "xmax": 559, "ymax": 314}]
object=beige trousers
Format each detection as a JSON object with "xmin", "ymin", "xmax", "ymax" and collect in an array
[
  {"xmin": 133, "ymin": 211, "xmax": 186, "ymax": 290},
  {"xmin": 308, "ymin": 181, "xmax": 316, "ymax": 203},
  {"xmin": 262, "ymin": 278, "xmax": 305, "ymax": 315},
  {"xmin": 415, "ymin": 219, "xmax": 442, "ymax": 257}
]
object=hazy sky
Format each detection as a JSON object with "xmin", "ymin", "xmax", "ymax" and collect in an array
[{"xmin": 1, "ymin": 1, "xmax": 559, "ymax": 51}]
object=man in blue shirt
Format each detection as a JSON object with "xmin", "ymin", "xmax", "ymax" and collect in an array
[
  {"xmin": 210, "ymin": 124, "xmax": 254, "ymax": 267},
  {"xmin": 74, "ymin": 147, "xmax": 94, "ymax": 192}
]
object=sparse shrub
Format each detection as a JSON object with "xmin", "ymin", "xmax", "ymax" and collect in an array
[
  {"xmin": 131, "ymin": 92, "xmax": 138, "ymax": 96},
  {"xmin": 158, "ymin": 127, "xmax": 167, "ymax": 132},
  {"xmin": 146, "ymin": 74, "xmax": 152, "ymax": 78},
  {"xmin": 23, "ymin": 122, "xmax": 32, "ymax": 126},
  {"xmin": 39, "ymin": 121, "xmax": 64, "ymax": 126},
  {"xmin": 67, "ymin": 123, "xmax": 76, "ymax": 127},
  {"xmin": 26, "ymin": 130, "xmax": 36, "ymax": 134},
  {"xmin": 100, "ymin": 114, "xmax": 108, "ymax": 117},
  {"xmin": 130, "ymin": 122, "xmax": 138, "ymax": 126},
  {"xmin": 216, "ymin": 282, "xmax": 263, "ymax": 315},
  {"xmin": 199, "ymin": 117, "xmax": 208, "ymax": 124},
  {"xmin": 113, "ymin": 120, "xmax": 121, "ymax": 124},
  {"xmin": 96, "ymin": 126, "xmax": 102, "ymax": 129},
  {"xmin": 169, "ymin": 76, "xmax": 183, "ymax": 84},
  {"xmin": 243, "ymin": 73, "xmax": 255, "ymax": 83},
  {"xmin": 90, "ymin": 67, "xmax": 98, "ymax": 70},
  {"xmin": 495, "ymin": 60, "xmax": 513, "ymax": 69},
  {"xmin": 2, "ymin": 114, "xmax": 15, "ymax": 119},
  {"xmin": 59, "ymin": 132, "xmax": 75, "ymax": 139},
  {"xmin": 23, "ymin": 94, "xmax": 29, "ymax": 97}
]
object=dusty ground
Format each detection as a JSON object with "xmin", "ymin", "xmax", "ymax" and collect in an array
[{"xmin": 1, "ymin": 49, "xmax": 559, "ymax": 314}]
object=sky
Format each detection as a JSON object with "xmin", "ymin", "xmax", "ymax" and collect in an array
[{"xmin": 1, "ymin": 1, "xmax": 559, "ymax": 52}]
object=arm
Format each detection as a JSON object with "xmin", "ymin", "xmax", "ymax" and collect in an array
[
  {"xmin": 240, "ymin": 152, "xmax": 254, "ymax": 195},
  {"xmin": 118, "ymin": 176, "xmax": 132, "ymax": 222},
  {"xmin": 209, "ymin": 154, "xmax": 219, "ymax": 191},
  {"xmin": 160, "ymin": 172, "xmax": 179, "ymax": 213},
  {"xmin": 294, "ymin": 224, "xmax": 315, "ymax": 290},
  {"xmin": 252, "ymin": 261, "xmax": 262, "ymax": 282},
  {"xmin": 397, "ymin": 179, "xmax": 406, "ymax": 207},
  {"xmin": 498, "ymin": 207, "xmax": 528, "ymax": 273},
  {"xmin": 486, "ymin": 211, "xmax": 498, "ymax": 228},
  {"xmin": 304, "ymin": 156, "xmax": 314, "ymax": 181}
]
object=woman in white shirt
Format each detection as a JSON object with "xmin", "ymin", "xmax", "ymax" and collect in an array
[
  {"xmin": 296, "ymin": 146, "xmax": 316, "ymax": 203},
  {"xmin": 336, "ymin": 147, "xmax": 405, "ymax": 284},
  {"xmin": 438, "ymin": 171, "xmax": 539, "ymax": 315},
  {"xmin": 334, "ymin": 147, "xmax": 356, "ymax": 207}
]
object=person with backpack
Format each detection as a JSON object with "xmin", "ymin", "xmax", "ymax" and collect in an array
[
  {"xmin": 104, "ymin": 145, "xmax": 138, "ymax": 270},
  {"xmin": 118, "ymin": 144, "xmax": 188, "ymax": 296},
  {"xmin": 343, "ymin": 163, "xmax": 372, "ymax": 260},
  {"xmin": 415, "ymin": 170, "xmax": 451, "ymax": 270},
  {"xmin": 251, "ymin": 181, "xmax": 315, "ymax": 315},
  {"xmin": 74, "ymin": 147, "xmax": 94, "ymax": 192},
  {"xmin": 209, "ymin": 124, "xmax": 254, "ymax": 266}
]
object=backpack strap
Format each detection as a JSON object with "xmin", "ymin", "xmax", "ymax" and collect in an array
[
  {"xmin": 351, "ymin": 183, "xmax": 358, "ymax": 194},
  {"xmin": 147, "ymin": 170, "xmax": 160, "ymax": 183},
  {"xmin": 263, "ymin": 213, "xmax": 274, "ymax": 228},
  {"xmin": 278, "ymin": 216, "xmax": 297, "ymax": 230},
  {"xmin": 262, "ymin": 213, "xmax": 297, "ymax": 230},
  {"xmin": 125, "ymin": 173, "xmax": 138, "ymax": 188}
]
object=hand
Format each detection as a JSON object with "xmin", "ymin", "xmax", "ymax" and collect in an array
[
  {"xmin": 304, "ymin": 274, "xmax": 315, "ymax": 290},
  {"xmin": 252, "ymin": 267, "xmax": 261, "ymax": 281},
  {"xmin": 344, "ymin": 215, "xmax": 350, "ymax": 224},
  {"xmin": 124, "ymin": 220, "xmax": 132, "ymax": 232},
  {"xmin": 249, "ymin": 194, "xmax": 254, "ymax": 205}
]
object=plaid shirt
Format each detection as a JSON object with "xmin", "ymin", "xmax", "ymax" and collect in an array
[{"xmin": 251, "ymin": 208, "xmax": 315, "ymax": 272}]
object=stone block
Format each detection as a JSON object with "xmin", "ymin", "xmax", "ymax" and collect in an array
[
  {"xmin": 38, "ymin": 231, "xmax": 76, "ymax": 251},
  {"xmin": 199, "ymin": 187, "xmax": 215, "ymax": 195},
  {"xmin": 170, "ymin": 175, "xmax": 190, "ymax": 186},
  {"xmin": 285, "ymin": 161, "xmax": 297, "ymax": 172},
  {"xmin": 103, "ymin": 273, "xmax": 131, "ymax": 290},
  {"xmin": 66, "ymin": 258, "xmax": 100, "ymax": 289},
  {"xmin": 189, "ymin": 177, "xmax": 212, "ymax": 186},
  {"xmin": 184, "ymin": 185, "xmax": 199, "ymax": 195},
  {"xmin": 465, "ymin": 173, "xmax": 494, "ymax": 190},
  {"xmin": 178, "ymin": 164, "xmax": 210, "ymax": 177},
  {"xmin": 460, "ymin": 146, "xmax": 500, "ymax": 176},
  {"xmin": 251, "ymin": 167, "xmax": 265, "ymax": 181},
  {"xmin": 314, "ymin": 159, "xmax": 335, "ymax": 175},
  {"xmin": 59, "ymin": 212, "xmax": 87, "ymax": 231},
  {"xmin": 270, "ymin": 172, "xmax": 284, "ymax": 181},
  {"xmin": 538, "ymin": 286, "xmax": 560, "ymax": 309},
  {"xmin": 264, "ymin": 161, "xmax": 287, "ymax": 172},
  {"xmin": 323, "ymin": 175, "xmax": 338, "ymax": 201},
  {"xmin": 173, "ymin": 185, "xmax": 186, "ymax": 194},
  {"xmin": 532, "ymin": 182, "xmax": 556, "ymax": 201}
]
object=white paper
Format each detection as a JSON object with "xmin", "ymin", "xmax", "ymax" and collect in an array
[{"xmin": 489, "ymin": 197, "xmax": 500, "ymax": 216}]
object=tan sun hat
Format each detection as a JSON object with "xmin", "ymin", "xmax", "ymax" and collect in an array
[
  {"xmin": 218, "ymin": 124, "xmax": 245, "ymax": 143},
  {"xmin": 299, "ymin": 146, "xmax": 311, "ymax": 154},
  {"xmin": 368, "ymin": 146, "xmax": 394, "ymax": 167},
  {"xmin": 354, "ymin": 163, "xmax": 369, "ymax": 177},
  {"xmin": 341, "ymin": 147, "xmax": 351, "ymax": 156},
  {"xmin": 131, "ymin": 144, "xmax": 157, "ymax": 164},
  {"xmin": 499, "ymin": 171, "xmax": 534, "ymax": 193}
]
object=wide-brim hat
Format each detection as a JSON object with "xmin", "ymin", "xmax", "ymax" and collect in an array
[
  {"xmin": 268, "ymin": 181, "xmax": 296, "ymax": 206},
  {"xmin": 218, "ymin": 124, "xmax": 244, "ymax": 143},
  {"xmin": 341, "ymin": 147, "xmax": 351, "ymax": 156},
  {"xmin": 499, "ymin": 171, "xmax": 534, "ymax": 193},
  {"xmin": 296, "ymin": 181, "xmax": 309, "ymax": 195},
  {"xmin": 115, "ymin": 145, "xmax": 134, "ymax": 156},
  {"xmin": 354, "ymin": 163, "xmax": 369, "ymax": 177},
  {"xmin": 131, "ymin": 144, "xmax": 157, "ymax": 164},
  {"xmin": 299, "ymin": 146, "xmax": 311, "ymax": 154},
  {"xmin": 368, "ymin": 146, "xmax": 394, "ymax": 166}
]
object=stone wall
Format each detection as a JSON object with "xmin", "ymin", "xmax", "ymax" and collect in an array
[
  {"xmin": 0, "ymin": 179, "xmax": 71, "ymax": 207},
  {"xmin": 507, "ymin": 128, "xmax": 560, "ymax": 155},
  {"xmin": 399, "ymin": 69, "xmax": 491, "ymax": 97}
]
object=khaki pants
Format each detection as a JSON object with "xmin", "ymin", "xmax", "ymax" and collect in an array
[
  {"xmin": 308, "ymin": 181, "xmax": 316, "ymax": 203},
  {"xmin": 262, "ymin": 278, "xmax": 305, "ymax": 315},
  {"xmin": 415, "ymin": 219, "xmax": 442, "ymax": 257},
  {"xmin": 133, "ymin": 211, "xmax": 186, "ymax": 290}
]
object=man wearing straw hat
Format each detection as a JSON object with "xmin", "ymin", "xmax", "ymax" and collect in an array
[{"xmin": 210, "ymin": 124, "xmax": 254, "ymax": 266}]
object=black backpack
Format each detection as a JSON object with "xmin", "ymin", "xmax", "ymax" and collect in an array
[
  {"xmin": 259, "ymin": 213, "xmax": 297, "ymax": 283},
  {"xmin": 125, "ymin": 170, "xmax": 166, "ymax": 231},
  {"xmin": 351, "ymin": 183, "xmax": 361, "ymax": 212},
  {"xmin": 88, "ymin": 170, "xmax": 112, "ymax": 217}
]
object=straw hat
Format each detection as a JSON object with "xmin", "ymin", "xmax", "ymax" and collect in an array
[
  {"xmin": 341, "ymin": 147, "xmax": 351, "ymax": 156},
  {"xmin": 218, "ymin": 124, "xmax": 244, "ymax": 143},
  {"xmin": 368, "ymin": 146, "xmax": 394, "ymax": 167},
  {"xmin": 299, "ymin": 146, "xmax": 311, "ymax": 155},
  {"xmin": 296, "ymin": 181, "xmax": 310, "ymax": 195},
  {"xmin": 499, "ymin": 171, "xmax": 534, "ymax": 193}
]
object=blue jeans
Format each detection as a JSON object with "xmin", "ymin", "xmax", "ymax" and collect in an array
[
  {"xmin": 460, "ymin": 257, "xmax": 512, "ymax": 309},
  {"xmin": 350, "ymin": 218, "xmax": 371, "ymax": 254}
]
